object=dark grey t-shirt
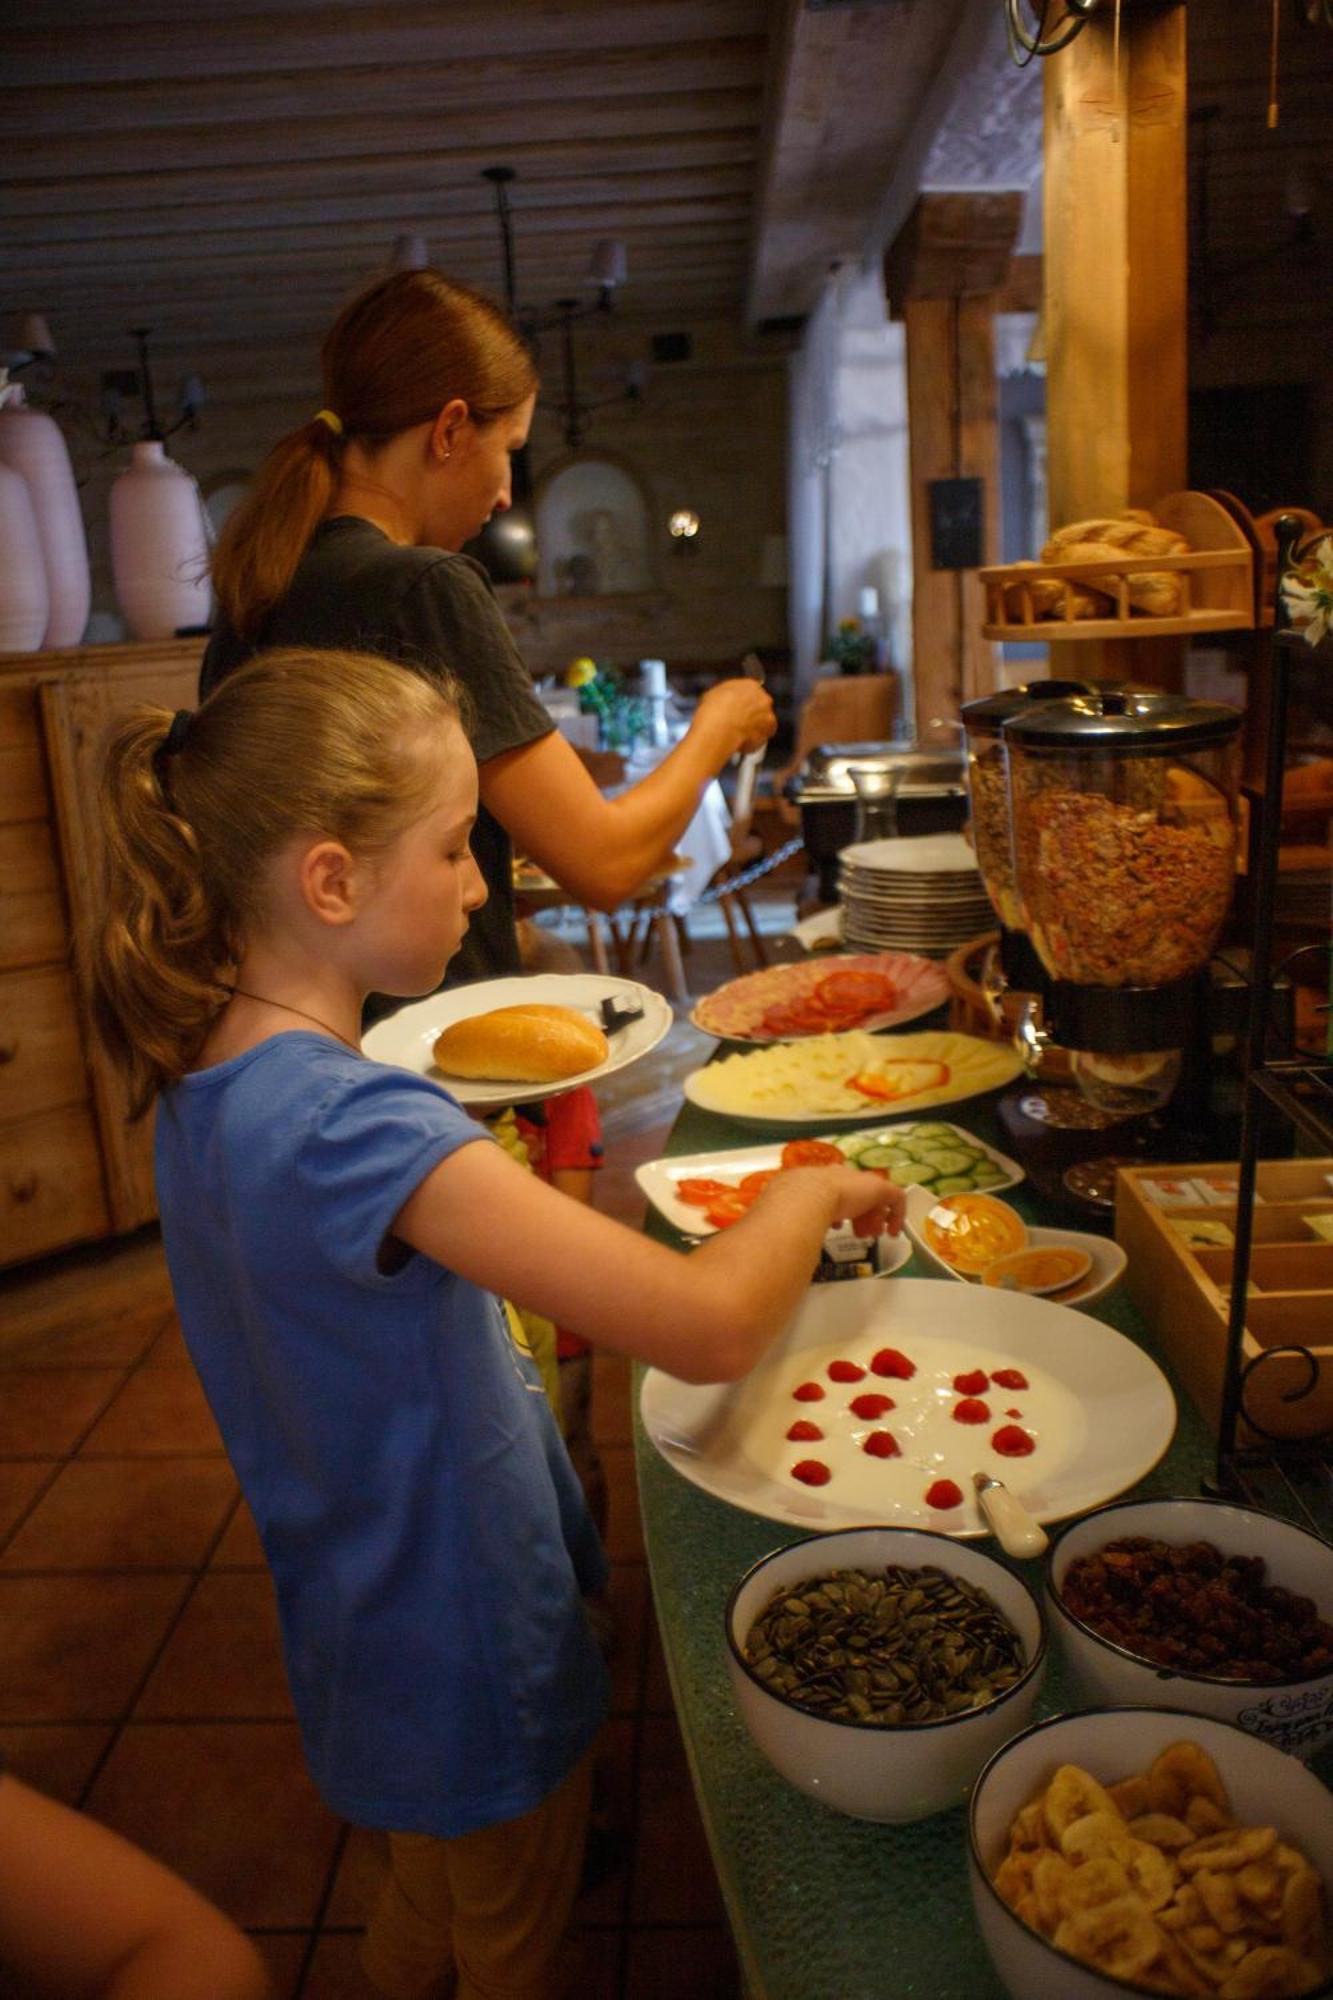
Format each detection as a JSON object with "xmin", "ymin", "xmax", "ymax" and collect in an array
[{"xmin": 201, "ymin": 518, "xmax": 554, "ymax": 987}]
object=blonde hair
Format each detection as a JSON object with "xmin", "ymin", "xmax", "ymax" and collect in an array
[
  {"xmin": 90, "ymin": 647, "xmax": 463, "ymax": 1117},
  {"xmin": 212, "ymin": 270, "xmax": 538, "ymax": 639}
]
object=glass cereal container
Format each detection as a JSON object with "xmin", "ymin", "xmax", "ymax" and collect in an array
[
  {"xmin": 1003, "ymin": 690, "xmax": 1242, "ymax": 993},
  {"xmin": 961, "ymin": 681, "xmax": 1094, "ymax": 932}
]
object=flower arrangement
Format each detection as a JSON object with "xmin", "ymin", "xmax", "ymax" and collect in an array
[
  {"xmin": 825, "ymin": 616, "xmax": 878, "ymax": 674},
  {"xmin": 1280, "ymin": 533, "xmax": 1333, "ymax": 648},
  {"xmin": 574, "ymin": 663, "xmax": 649, "ymax": 752}
]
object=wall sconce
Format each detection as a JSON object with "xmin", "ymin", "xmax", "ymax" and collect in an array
[{"xmin": 668, "ymin": 508, "xmax": 700, "ymax": 551}]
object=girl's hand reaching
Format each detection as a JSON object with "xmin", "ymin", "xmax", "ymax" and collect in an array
[{"xmin": 750, "ymin": 1165, "xmax": 907, "ymax": 1240}]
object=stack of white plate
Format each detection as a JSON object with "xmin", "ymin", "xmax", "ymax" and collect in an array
[{"xmin": 837, "ymin": 833, "xmax": 993, "ymax": 957}]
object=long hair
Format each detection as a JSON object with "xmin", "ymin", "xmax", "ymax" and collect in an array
[
  {"xmin": 90, "ymin": 647, "xmax": 462, "ymax": 1117},
  {"xmin": 211, "ymin": 270, "xmax": 538, "ymax": 639}
]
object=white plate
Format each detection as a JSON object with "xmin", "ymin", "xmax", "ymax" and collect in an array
[
  {"xmin": 903, "ymin": 1185, "xmax": 1127, "ymax": 1312},
  {"xmin": 362, "ymin": 973, "xmax": 674, "ymax": 1110},
  {"xmin": 636, "ymin": 1122, "xmax": 1024, "ymax": 1237},
  {"xmin": 639, "ymin": 1277, "xmax": 1175, "ymax": 1535},
  {"xmin": 838, "ymin": 834, "xmax": 980, "ymax": 873}
]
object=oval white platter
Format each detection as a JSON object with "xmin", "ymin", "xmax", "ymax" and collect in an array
[{"xmin": 640, "ymin": 1277, "xmax": 1175, "ymax": 1536}]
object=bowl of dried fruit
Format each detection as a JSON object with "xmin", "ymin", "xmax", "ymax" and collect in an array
[
  {"xmin": 968, "ymin": 1709, "xmax": 1333, "ymax": 2000},
  {"xmin": 724, "ymin": 1525, "xmax": 1046, "ymax": 1822},
  {"xmin": 1045, "ymin": 1497, "xmax": 1333, "ymax": 1761}
]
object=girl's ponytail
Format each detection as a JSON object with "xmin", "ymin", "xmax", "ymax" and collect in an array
[
  {"xmin": 90, "ymin": 708, "xmax": 232, "ymax": 1118},
  {"xmin": 90, "ymin": 647, "xmax": 462, "ymax": 1117},
  {"xmin": 210, "ymin": 418, "xmax": 340, "ymax": 642}
]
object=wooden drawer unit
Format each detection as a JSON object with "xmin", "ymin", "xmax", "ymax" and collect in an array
[
  {"xmin": 0, "ymin": 637, "xmax": 205, "ymax": 1267},
  {"xmin": 0, "ymin": 1102, "xmax": 109, "ymax": 1263},
  {"xmin": 0, "ymin": 966, "xmax": 91, "ymax": 1122},
  {"xmin": 0, "ymin": 685, "xmax": 50, "ymax": 825},
  {"xmin": 0, "ymin": 819, "xmax": 68, "ymax": 972}
]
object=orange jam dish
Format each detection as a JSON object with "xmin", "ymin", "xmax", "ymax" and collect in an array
[{"xmin": 922, "ymin": 1194, "xmax": 1028, "ymax": 1275}]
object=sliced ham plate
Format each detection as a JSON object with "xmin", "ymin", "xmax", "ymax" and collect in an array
[{"xmin": 691, "ymin": 951, "xmax": 950, "ymax": 1043}]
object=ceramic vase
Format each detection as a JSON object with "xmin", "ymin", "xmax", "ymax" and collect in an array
[
  {"xmin": 109, "ymin": 439, "xmax": 212, "ymax": 640},
  {"xmin": 0, "ymin": 459, "xmax": 49, "ymax": 652},
  {"xmin": 0, "ymin": 386, "xmax": 90, "ymax": 646}
]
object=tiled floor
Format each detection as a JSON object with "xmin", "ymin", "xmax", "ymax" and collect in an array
[{"xmin": 0, "ymin": 888, "xmax": 805, "ymax": 1998}]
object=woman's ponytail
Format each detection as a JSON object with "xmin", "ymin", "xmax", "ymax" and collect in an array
[
  {"xmin": 211, "ymin": 269, "xmax": 537, "ymax": 640},
  {"xmin": 89, "ymin": 708, "xmax": 233, "ymax": 1118},
  {"xmin": 210, "ymin": 419, "xmax": 340, "ymax": 642}
]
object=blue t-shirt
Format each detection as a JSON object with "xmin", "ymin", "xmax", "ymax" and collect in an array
[{"xmin": 155, "ymin": 1033, "xmax": 609, "ymax": 1837}]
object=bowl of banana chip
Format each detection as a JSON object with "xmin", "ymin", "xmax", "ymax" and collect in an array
[{"xmin": 969, "ymin": 1709, "xmax": 1333, "ymax": 2000}]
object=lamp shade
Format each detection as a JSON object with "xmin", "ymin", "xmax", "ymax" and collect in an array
[
  {"xmin": 390, "ymin": 232, "xmax": 429, "ymax": 271},
  {"xmin": 589, "ymin": 239, "xmax": 627, "ymax": 289}
]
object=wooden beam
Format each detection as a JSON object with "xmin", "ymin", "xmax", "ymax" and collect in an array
[
  {"xmin": 1044, "ymin": 7, "xmax": 1187, "ymax": 521},
  {"xmin": 891, "ymin": 193, "xmax": 1016, "ymax": 720},
  {"xmin": 1043, "ymin": 3, "xmax": 1188, "ymax": 684},
  {"xmin": 903, "ymin": 297, "xmax": 1002, "ymax": 725},
  {"xmin": 885, "ymin": 192, "xmax": 1024, "ymax": 304}
]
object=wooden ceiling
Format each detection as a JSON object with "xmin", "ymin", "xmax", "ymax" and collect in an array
[
  {"xmin": 5, "ymin": 0, "xmax": 977, "ymax": 373},
  {"xmin": 8, "ymin": 0, "xmax": 1321, "ymax": 388}
]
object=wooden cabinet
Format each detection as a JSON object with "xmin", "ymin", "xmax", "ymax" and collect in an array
[{"xmin": 0, "ymin": 637, "xmax": 204, "ymax": 1267}]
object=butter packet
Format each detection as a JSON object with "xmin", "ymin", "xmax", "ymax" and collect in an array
[
  {"xmin": 815, "ymin": 1224, "xmax": 886, "ymax": 1283},
  {"xmin": 1191, "ymin": 1170, "xmax": 1262, "ymax": 1207},
  {"xmin": 1139, "ymin": 1174, "xmax": 1206, "ymax": 1210},
  {"xmin": 1169, "ymin": 1216, "xmax": 1235, "ymax": 1249}
]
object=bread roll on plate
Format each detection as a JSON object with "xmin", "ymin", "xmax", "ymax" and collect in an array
[{"xmin": 432, "ymin": 1004, "xmax": 608, "ymax": 1083}]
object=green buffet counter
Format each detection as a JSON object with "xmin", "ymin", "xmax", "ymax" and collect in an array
[{"xmin": 632, "ymin": 1084, "xmax": 1333, "ymax": 2000}]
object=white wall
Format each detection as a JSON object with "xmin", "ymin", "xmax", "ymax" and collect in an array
[{"xmin": 787, "ymin": 265, "xmax": 912, "ymax": 717}]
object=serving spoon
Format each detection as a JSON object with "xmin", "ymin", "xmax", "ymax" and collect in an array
[{"xmin": 973, "ymin": 1471, "xmax": 1048, "ymax": 1561}]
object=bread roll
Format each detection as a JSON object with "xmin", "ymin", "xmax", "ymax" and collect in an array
[
  {"xmin": 1041, "ymin": 512, "xmax": 1190, "ymax": 618},
  {"xmin": 1002, "ymin": 560, "xmax": 1110, "ymax": 622},
  {"xmin": 432, "ymin": 1003, "xmax": 609, "ymax": 1083}
]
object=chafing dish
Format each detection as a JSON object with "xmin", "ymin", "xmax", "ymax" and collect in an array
[{"xmin": 785, "ymin": 741, "xmax": 969, "ymax": 901}]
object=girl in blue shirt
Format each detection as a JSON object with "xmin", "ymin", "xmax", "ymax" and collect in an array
[{"xmin": 90, "ymin": 646, "xmax": 900, "ymax": 2000}]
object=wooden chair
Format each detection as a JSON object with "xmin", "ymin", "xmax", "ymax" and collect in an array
[{"xmin": 772, "ymin": 673, "xmax": 900, "ymax": 826}]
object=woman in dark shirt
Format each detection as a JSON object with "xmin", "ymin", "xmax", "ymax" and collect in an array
[{"xmin": 204, "ymin": 269, "xmax": 773, "ymax": 985}]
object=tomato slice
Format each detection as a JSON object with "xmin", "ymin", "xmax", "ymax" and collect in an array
[
  {"xmin": 815, "ymin": 969, "xmax": 897, "ymax": 1010},
  {"xmin": 738, "ymin": 1169, "xmax": 781, "ymax": 1196},
  {"xmin": 676, "ymin": 1177, "xmax": 735, "ymax": 1207},
  {"xmin": 780, "ymin": 1139, "xmax": 845, "ymax": 1168},
  {"xmin": 704, "ymin": 1190, "xmax": 756, "ymax": 1229}
]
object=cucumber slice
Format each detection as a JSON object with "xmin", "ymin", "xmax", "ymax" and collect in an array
[
  {"xmin": 922, "ymin": 1148, "xmax": 972, "ymax": 1176},
  {"xmin": 933, "ymin": 1175, "xmax": 975, "ymax": 1195},
  {"xmin": 911, "ymin": 1122, "xmax": 957, "ymax": 1140},
  {"xmin": 855, "ymin": 1143, "xmax": 903, "ymax": 1169},
  {"xmin": 891, "ymin": 1161, "xmax": 935, "ymax": 1186},
  {"xmin": 972, "ymin": 1164, "xmax": 1007, "ymax": 1186}
]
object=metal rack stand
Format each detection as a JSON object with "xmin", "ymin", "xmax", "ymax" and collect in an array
[{"xmin": 1213, "ymin": 520, "xmax": 1333, "ymax": 1534}]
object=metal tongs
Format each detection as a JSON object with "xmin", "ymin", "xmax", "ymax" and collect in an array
[{"xmin": 599, "ymin": 993, "xmax": 645, "ymax": 1036}]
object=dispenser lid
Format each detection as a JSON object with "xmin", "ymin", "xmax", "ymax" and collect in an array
[
  {"xmin": 960, "ymin": 679, "xmax": 1097, "ymax": 733},
  {"xmin": 1002, "ymin": 687, "xmax": 1242, "ymax": 752}
]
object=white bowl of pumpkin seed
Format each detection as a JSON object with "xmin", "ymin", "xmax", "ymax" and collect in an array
[{"xmin": 725, "ymin": 1525, "xmax": 1047, "ymax": 1823}]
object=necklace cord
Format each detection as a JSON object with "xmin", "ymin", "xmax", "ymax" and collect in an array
[{"xmin": 225, "ymin": 985, "xmax": 363, "ymax": 1055}]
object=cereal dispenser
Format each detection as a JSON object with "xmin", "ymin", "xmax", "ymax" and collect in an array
[
  {"xmin": 961, "ymin": 680, "xmax": 1094, "ymax": 987},
  {"xmin": 1001, "ymin": 689, "xmax": 1242, "ymax": 1118}
]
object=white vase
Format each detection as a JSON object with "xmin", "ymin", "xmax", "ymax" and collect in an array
[
  {"xmin": 0, "ymin": 460, "xmax": 49, "ymax": 652},
  {"xmin": 109, "ymin": 439, "xmax": 212, "ymax": 640},
  {"xmin": 0, "ymin": 386, "xmax": 90, "ymax": 646}
]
